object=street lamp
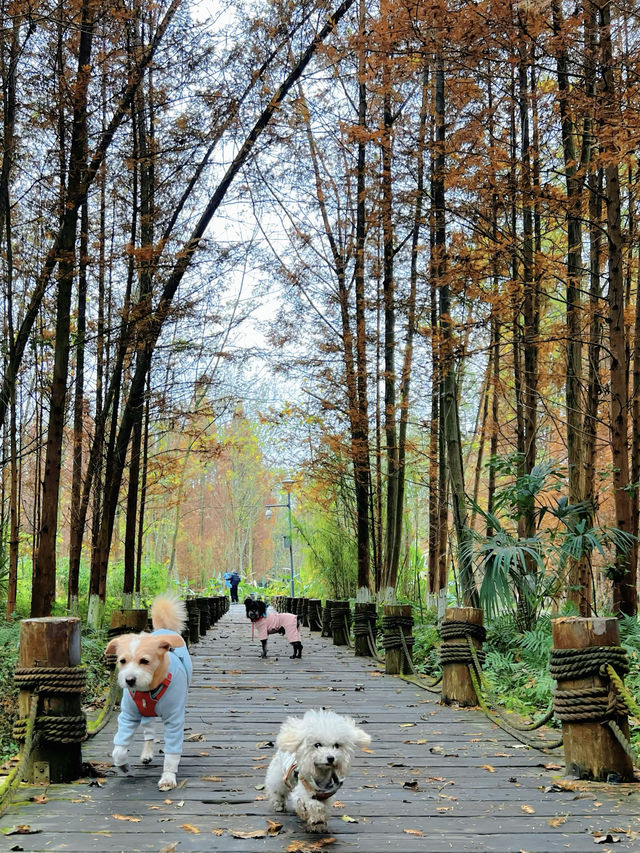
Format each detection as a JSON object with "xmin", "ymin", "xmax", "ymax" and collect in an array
[{"xmin": 265, "ymin": 479, "xmax": 295, "ymax": 596}]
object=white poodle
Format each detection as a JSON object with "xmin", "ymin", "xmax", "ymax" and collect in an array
[{"xmin": 265, "ymin": 709, "xmax": 371, "ymax": 832}]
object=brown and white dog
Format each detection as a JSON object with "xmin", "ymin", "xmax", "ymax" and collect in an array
[{"xmin": 105, "ymin": 595, "xmax": 192, "ymax": 791}]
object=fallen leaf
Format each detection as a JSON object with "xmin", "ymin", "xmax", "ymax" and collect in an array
[
  {"xmin": 436, "ymin": 806, "xmax": 453, "ymax": 812},
  {"xmin": 544, "ymin": 762, "xmax": 563, "ymax": 770},
  {"xmin": 403, "ymin": 829, "xmax": 424, "ymax": 836},
  {"xmin": 404, "ymin": 739, "xmax": 427, "ymax": 744},
  {"xmin": 255, "ymin": 740, "xmax": 274, "ymax": 749},
  {"xmin": 159, "ymin": 844, "xmax": 178, "ymax": 853},
  {"xmin": 186, "ymin": 733, "xmax": 205, "ymax": 742},
  {"xmin": 180, "ymin": 823, "xmax": 201, "ymax": 834},
  {"xmin": 211, "ymin": 828, "xmax": 224, "ymax": 835},
  {"xmin": 341, "ymin": 815, "xmax": 358, "ymax": 823},
  {"xmin": 521, "ymin": 805, "xmax": 535, "ymax": 814},
  {"xmin": 286, "ymin": 838, "xmax": 336, "ymax": 852},
  {"xmin": 29, "ymin": 794, "xmax": 48, "ymax": 805},
  {"xmin": 481, "ymin": 764, "xmax": 495, "ymax": 772},
  {"xmin": 112, "ymin": 814, "xmax": 141, "ymax": 822},
  {"xmin": 548, "ymin": 815, "xmax": 568, "ymax": 827},
  {"xmin": 266, "ymin": 819, "xmax": 283, "ymax": 835},
  {"xmin": 399, "ymin": 723, "xmax": 415, "ymax": 728},
  {"xmin": 430, "ymin": 746, "xmax": 444, "ymax": 755},
  {"xmin": 332, "ymin": 801, "xmax": 345, "ymax": 808},
  {"xmin": 199, "ymin": 751, "xmax": 210, "ymax": 756},
  {"xmin": 200, "ymin": 775, "xmax": 223, "ymax": 782},
  {"xmin": 230, "ymin": 829, "xmax": 270, "ymax": 838},
  {"xmin": 2, "ymin": 825, "xmax": 42, "ymax": 836},
  {"xmin": 361, "ymin": 747, "xmax": 376, "ymax": 754}
]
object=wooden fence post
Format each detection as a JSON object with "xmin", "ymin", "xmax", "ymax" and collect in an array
[
  {"xmin": 551, "ymin": 617, "xmax": 634, "ymax": 781},
  {"xmin": 441, "ymin": 607, "xmax": 484, "ymax": 707},
  {"xmin": 354, "ymin": 602, "xmax": 377, "ymax": 657},
  {"xmin": 331, "ymin": 600, "xmax": 351, "ymax": 646},
  {"xmin": 383, "ymin": 605, "xmax": 413, "ymax": 674},
  {"xmin": 14, "ymin": 618, "xmax": 85, "ymax": 783}
]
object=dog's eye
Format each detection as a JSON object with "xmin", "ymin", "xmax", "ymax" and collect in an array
[
  {"xmin": 119, "ymin": 658, "xmax": 126, "ymax": 664},
  {"xmin": 314, "ymin": 742, "xmax": 322, "ymax": 749},
  {"xmin": 139, "ymin": 658, "xmax": 149, "ymax": 665},
  {"xmin": 333, "ymin": 743, "xmax": 340, "ymax": 749}
]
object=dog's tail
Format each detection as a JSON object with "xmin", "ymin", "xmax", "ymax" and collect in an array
[{"xmin": 150, "ymin": 594, "xmax": 187, "ymax": 634}]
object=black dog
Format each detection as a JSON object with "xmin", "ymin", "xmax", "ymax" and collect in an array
[{"xmin": 244, "ymin": 597, "xmax": 303, "ymax": 658}]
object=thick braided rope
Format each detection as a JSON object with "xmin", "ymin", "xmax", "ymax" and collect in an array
[
  {"xmin": 440, "ymin": 644, "xmax": 486, "ymax": 666},
  {"xmin": 553, "ymin": 686, "xmax": 627, "ymax": 722},
  {"xmin": 381, "ymin": 615, "xmax": 414, "ymax": 651},
  {"xmin": 13, "ymin": 666, "xmax": 86, "ymax": 694},
  {"xmin": 549, "ymin": 646, "xmax": 629, "ymax": 681},
  {"xmin": 353, "ymin": 608, "xmax": 377, "ymax": 638},
  {"xmin": 440, "ymin": 620, "xmax": 487, "ymax": 643},
  {"xmin": 0, "ymin": 690, "xmax": 40, "ymax": 811},
  {"xmin": 330, "ymin": 603, "xmax": 351, "ymax": 634},
  {"xmin": 13, "ymin": 713, "xmax": 87, "ymax": 744}
]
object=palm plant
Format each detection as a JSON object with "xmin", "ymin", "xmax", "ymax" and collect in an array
[{"xmin": 471, "ymin": 456, "xmax": 634, "ymax": 628}]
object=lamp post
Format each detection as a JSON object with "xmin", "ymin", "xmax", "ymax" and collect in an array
[{"xmin": 265, "ymin": 479, "xmax": 295, "ymax": 596}]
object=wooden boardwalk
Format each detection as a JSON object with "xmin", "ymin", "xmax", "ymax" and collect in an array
[{"xmin": 2, "ymin": 604, "xmax": 640, "ymax": 852}]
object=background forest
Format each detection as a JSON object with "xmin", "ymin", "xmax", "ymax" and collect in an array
[{"xmin": 1, "ymin": 0, "xmax": 640, "ymax": 644}]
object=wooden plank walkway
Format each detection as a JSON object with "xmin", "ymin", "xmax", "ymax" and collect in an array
[{"xmin": 2, "ymin": 604, "xmax": 640, "ymax": 852}]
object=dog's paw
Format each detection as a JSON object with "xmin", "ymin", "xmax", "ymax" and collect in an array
[
  {"xmin": 140, "ymin": 741, "xmax": 154, "ymax": 764},
  {"xmin": 158, "ymin": 772, "xmax": 177, "ymax": 791},
  {"xmin": 112, "ymin": 745, "xmax": 130, "ymax": 770}
]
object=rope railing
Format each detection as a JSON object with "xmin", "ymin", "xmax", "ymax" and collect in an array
[
  {"xmin": 0, "ymin": 691, "xmax": 40, "ymax": 814},
  {"xmin": 85, "ymin": 670, "xmax": 120, "ymax": 738},
  {"xmin": 397, "ymin": 626, "xmax": 442, "ymax": 694},
  {"xmin": 466, "ymin": 638, "xmax": 563, "ymax": 750}
]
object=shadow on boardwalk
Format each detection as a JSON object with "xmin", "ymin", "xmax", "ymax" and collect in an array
[{"xmin": 1, "ymin": 604, "xmax": 639, "ymax": 852}]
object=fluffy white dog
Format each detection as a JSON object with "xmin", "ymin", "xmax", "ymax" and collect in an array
[{"xmin": 265, "ymin": 709, "xmax": 371, "ymax": 832}]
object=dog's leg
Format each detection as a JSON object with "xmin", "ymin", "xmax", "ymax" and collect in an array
[
  {"xmin": 296, "ymin": 642, "xmax": 303, "ymax": 658},
  {"xmin": 112, "ymin": 745, "xmax": 133, "ymax": 775},
  {"xmin": 289, "ymin": 643, "xmax": 297, "ymax": 659},
  {"xmin": 140, "ymin": 719, "xmax": 155, "ymax": 764},
  {"xmin": 304, "ymin": 799, "xmax": 328, "ymax": 833},
  {"xmin": 261, "ymin": 639, "xmax": 268, "ymax": 658},
  {"xmin": 158, "ymin": 753, "xmax": 180, "ymax": 791}
]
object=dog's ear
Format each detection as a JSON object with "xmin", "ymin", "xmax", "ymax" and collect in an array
[
  {"xmin": 258, "ymin": 600, "xmax": 267, "ymax": 616},
  {"xmin": 105, "ymin": 637, "xmax": 120, "ymax": 657},
  {"xmin": 153, "ymin": 633, "xmax": 185, "ymax": 652},
  {"xmin": 276, "ymin": 716, "xmax": 306, "ymax": 753},
  {"xmin": 244, "ymin": 597, "xmax": 253, "ymax": 607}
]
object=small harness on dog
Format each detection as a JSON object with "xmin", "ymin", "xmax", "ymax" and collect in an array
[
  {"xmin": 282, "ymin": 762, "xmax": 344, "ymax": 801},
  {"xmin": 129, "ymin": 673, "xmax": 172, "ymax": 717}
]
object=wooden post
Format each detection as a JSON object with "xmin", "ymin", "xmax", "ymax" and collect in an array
[
  {"xmin": 109, "ymin": 608, "xmax": 148, "ymax": 635},
  {"xmin": 331, "ymin": 600, "xmax": 351, "ymax": 646},
  {"xmin": 384, "ymin": 605, "xmax": 413, "ymax": 674},
  {"xmin": 321, "ymin": 600, "xmax": 334, "ymax": 637},
  {"xmin": 354, "ymin": 602, "xmax": 377, "ymax": 657},
  {"xmin": 441, "ymin": 606, "xmax": 483, "ymax": 707},
  {"xmin": 552, "ymin": 617, "xmax": 634, "ymax": 781},
  {"xmin": 308, "ymin": 599, "xmax": 322, "ymax": 632},
  {"xmin": 17, "ymin": 618, "xmax": 84, "ymax": 783}
]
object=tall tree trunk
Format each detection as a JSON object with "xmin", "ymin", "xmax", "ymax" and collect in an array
[
  {"xmin": 68, "ymin": 199, "xmax": 88, "ymax": 613},
  {"xmin": 433, "ymin": 49, "xmax": 477, "ymax": 607},
  {"xmin": 598, "ymin": 0, "xmax": 637, "ymax": 615},
  {"xmin": 32, "ymin": 1, "xmax": 95, "ymax": 617}
]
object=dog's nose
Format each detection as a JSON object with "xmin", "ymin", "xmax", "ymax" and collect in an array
[
  {"xmin": 125, "ymin": 676, "xmax": 136, "ymax": 687},
  {"xmin": 326, "ymin": 755, "xmax": 335, "ymax": 764}
]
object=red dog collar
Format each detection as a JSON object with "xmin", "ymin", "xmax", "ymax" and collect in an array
[{"xmin": 129, "ymin": 673, "xmax": 172, "ymax": 717}]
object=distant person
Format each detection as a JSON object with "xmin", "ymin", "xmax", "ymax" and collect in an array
[
  {"xmin": 229, "ymin": 571, "xmax": 240, "ymax": 603},
  {"xmin": 223, "ymin": 571, "xmax": 232, "ymax": 591}
]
